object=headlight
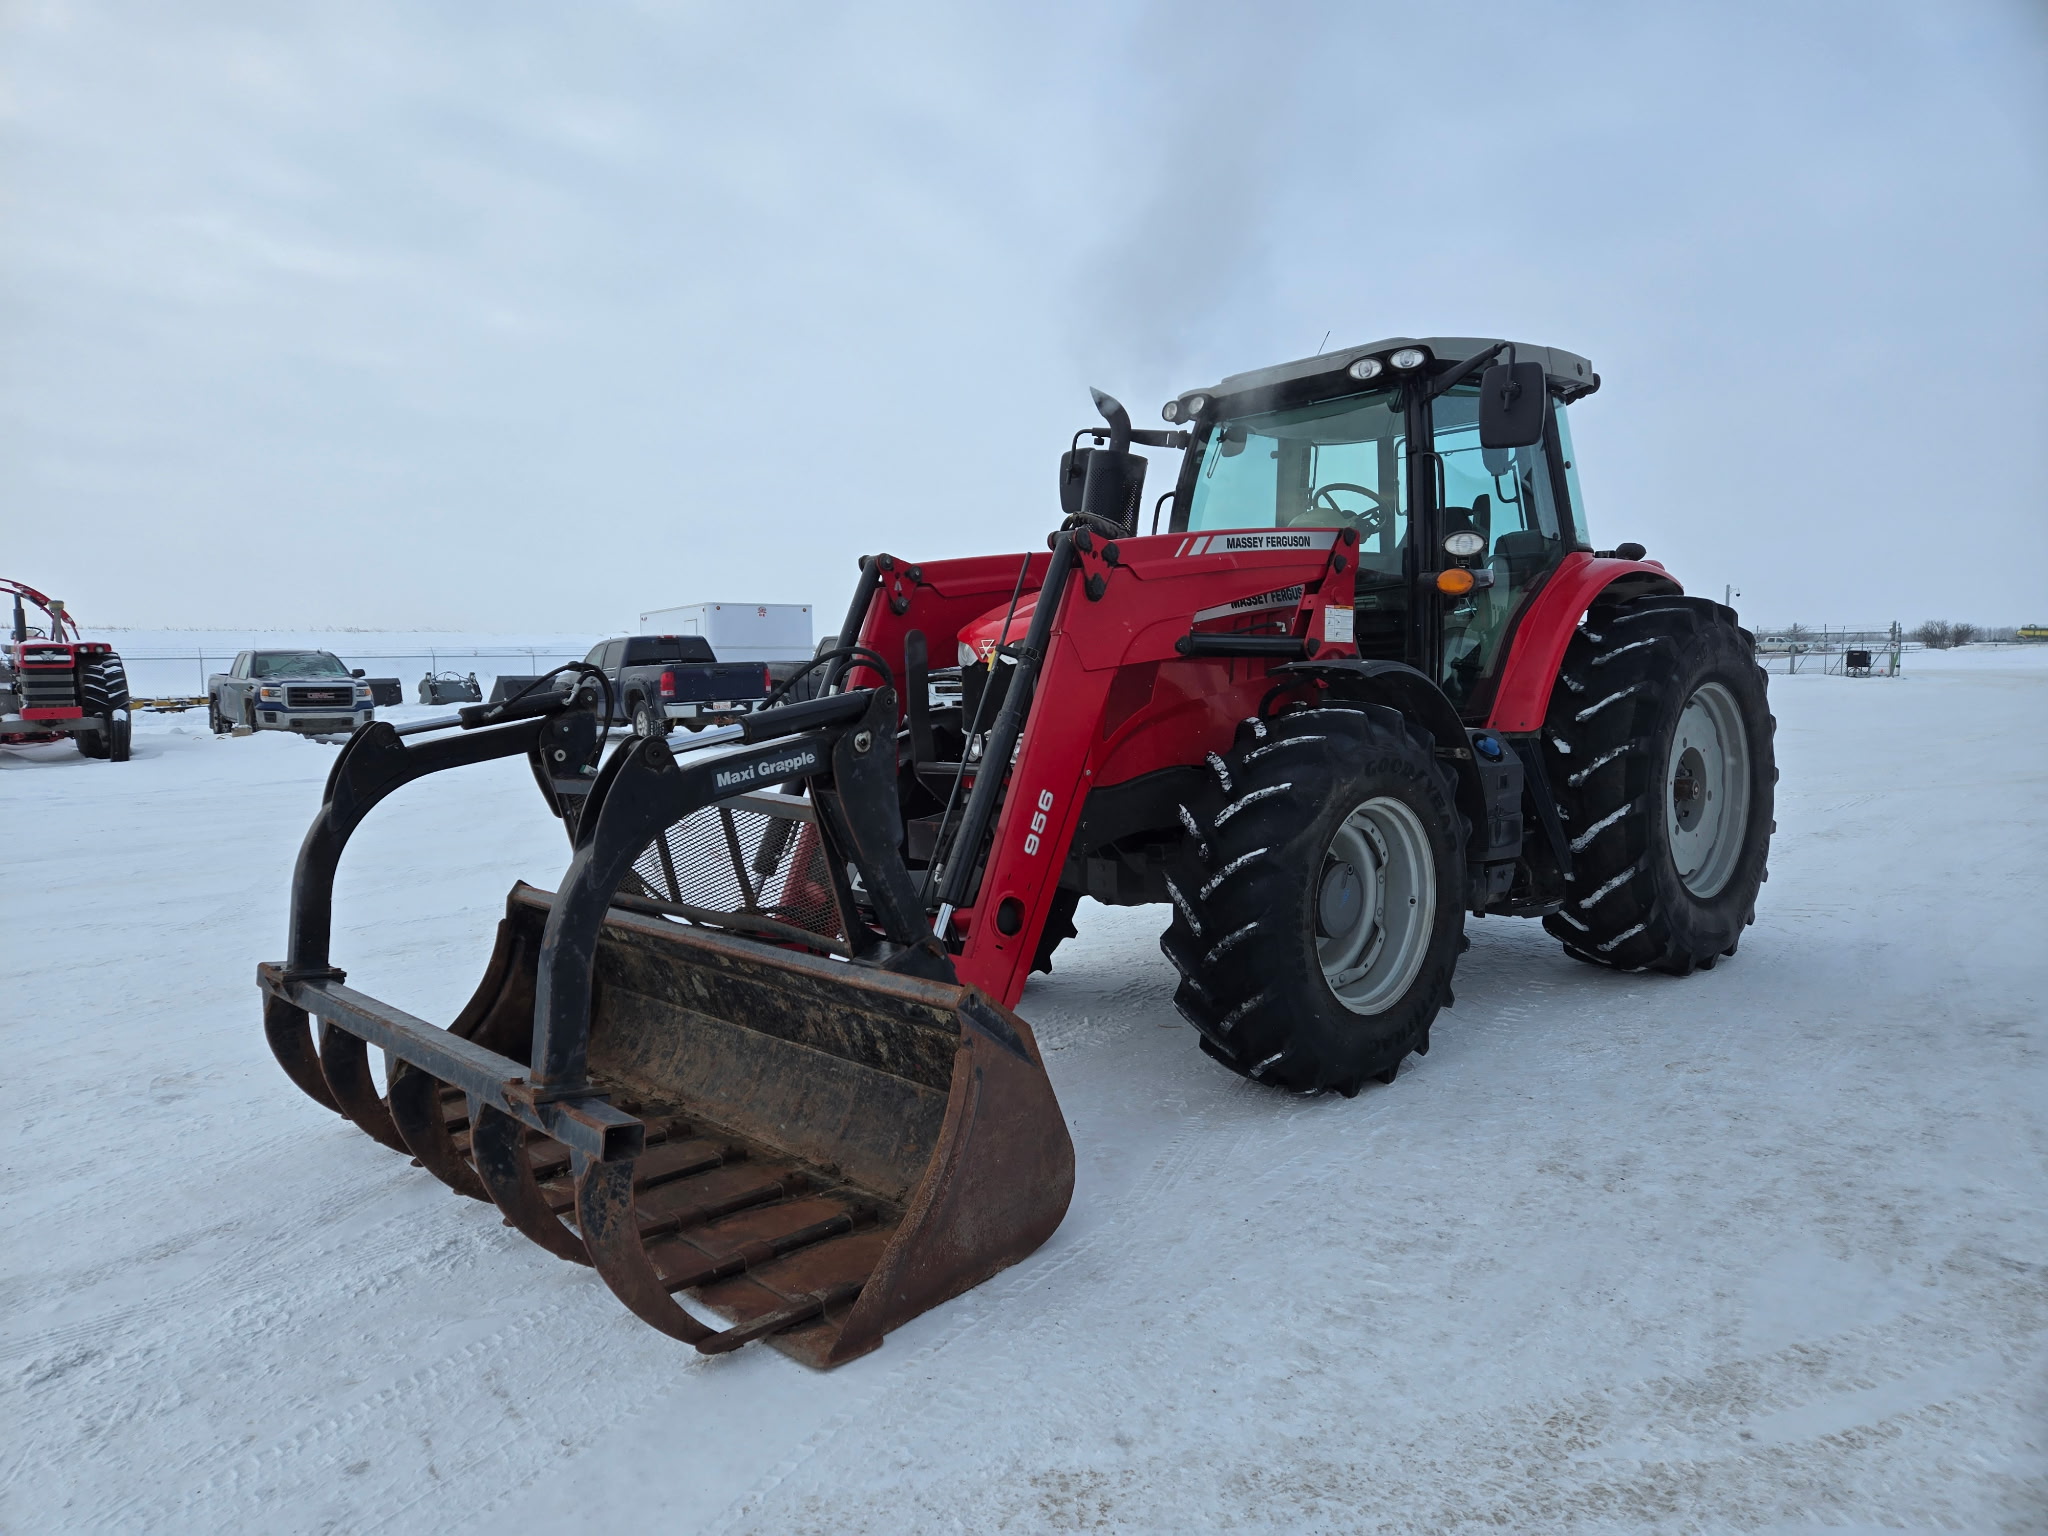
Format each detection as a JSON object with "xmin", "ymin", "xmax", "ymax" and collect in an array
[
  {"xmin": 958, "ymin": 641, "xmax": 978, "ymax": 666},
  {"xmin": 354, "ymin": 686, "xmax": 373, "ymax": 702},
  {"xmin": 1184, "ymin": 393, "xmax": 1210, "ymax": 415},
  {"xmin": 1346, "ymin": 357, "xmax": 1383, "ymax": 382},
  {"xmin": 1443, "ymin": 531, "xmax": 1487, "ymax": 559},
  {"xmin": 258, "ymin": 686, "xmax": 281, "ymax": 700},
  {"xmin": 1161, "ymin": 400, "xmax": 1182, "ymax": 423},
  {"xmin": 1389, "ymin": 348, "xmax": 1427, "ymax": 370}
]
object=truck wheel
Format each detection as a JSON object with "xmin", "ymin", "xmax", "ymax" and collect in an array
[
  {"xmin": 1161, "ymin": 706, "xmax": 1465, "ymax": 1095},
  {"xmin": 209, "ymin": 697, "xmax": 229, "ymax": 735},
  {"xmin": 631, "ymin": 698, "xmax": 666, "ymax": 739},
  {"xmin": 1541, "ymin": 595, "xmax": 1776, "ymax": 973}
]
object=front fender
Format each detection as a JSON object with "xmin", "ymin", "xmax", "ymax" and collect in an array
[
  {"xmin": 1277, "ymin": 657, "xmax": 1488, "ymax": 845},
  {"xmin": 1484, "ymin": 553, "xmax": 1681, "ymax": 733}
]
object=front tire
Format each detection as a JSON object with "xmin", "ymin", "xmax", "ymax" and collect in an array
[
  {"xmin": 1541, "ymin": 595, "xmax": 1776, "ymax": 973},
  {"xmin": 1162, "ymin": 706, "xmax": 1465, "ymax": 1095},
  {"xmin": 78, "ymin": 655, "xmax": 129, "ymax": 760}
]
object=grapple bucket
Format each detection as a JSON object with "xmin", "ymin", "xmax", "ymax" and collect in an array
[
  {"xmin": 436, "ymin": 884, "xmax": 1070, "ymax": 1364},
  {"xmin": 258, "ymin": 681, "xmax": 1073, "ymax": 1365}
]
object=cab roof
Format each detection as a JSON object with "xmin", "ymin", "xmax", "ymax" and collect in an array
[{"xmin": 1189, "ymin": 336, "xmax": 1598, "ymax": 413}]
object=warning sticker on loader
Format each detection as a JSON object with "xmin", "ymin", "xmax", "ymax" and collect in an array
[{"xmin": 1172, "ymin": 529, "xmax": 1341, "ymax": 557}]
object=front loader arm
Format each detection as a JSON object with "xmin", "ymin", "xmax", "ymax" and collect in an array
[{"xmin": 875, "ymin": 526, "xmax": 1361, "ymax": 1008}]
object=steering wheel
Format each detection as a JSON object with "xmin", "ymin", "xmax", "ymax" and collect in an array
[{"xmin": 1286, "ymin": 482, "xmax": 1385, "ymax": 533}]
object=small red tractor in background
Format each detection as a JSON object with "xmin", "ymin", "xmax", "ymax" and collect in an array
[
  {"xmin": 1, "ymin": 578, "xmax": 132, "ymax": 761},
  {"xmin": 261, "ymin": 335, "xmax": 1774, "ymax": 1366}
]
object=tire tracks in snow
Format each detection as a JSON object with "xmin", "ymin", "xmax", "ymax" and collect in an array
[{"xmin": 694, "ymin": 1081, "xmax": 1269, "ymax": 1536}]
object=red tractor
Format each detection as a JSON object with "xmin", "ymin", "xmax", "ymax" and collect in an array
[
  {"xmin": 1, "ymin": 578, "xmax": 132, "ymax": 761},
  {"xmin": 262, "ymin": 336, "xmax": 1774, "ymax": 1365}
]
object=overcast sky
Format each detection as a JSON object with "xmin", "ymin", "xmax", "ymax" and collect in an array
[{"xmin": 3, "ymin": 1, "xmax": 2044, "ymax": 632}]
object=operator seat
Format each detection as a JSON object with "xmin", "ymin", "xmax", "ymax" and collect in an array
[{"xmin": 1493, "ymin": 530, "xmax": 1551, "ymax": 589}]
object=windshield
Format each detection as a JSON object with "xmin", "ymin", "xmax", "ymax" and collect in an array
[
  {"xmin": 252, "ymin": 651, "xmax": 348, "ymax": 679},
  {"xmin": 1185, "ymin": 390, "xmax": 1409, "ymax": 583}
]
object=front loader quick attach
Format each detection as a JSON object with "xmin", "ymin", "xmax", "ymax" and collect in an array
[{"xmin": 260, "ymin": 683, "xmax": 1072, "ymax": 1366}]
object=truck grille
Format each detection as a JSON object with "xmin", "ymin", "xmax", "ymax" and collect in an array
[
  {"xmin": 18, "ymin": 672, "xmax": 80, "ymax": 708},
  {"xmin": 287, "ymin": 685, "xmax": 354, "ymax": 708}
]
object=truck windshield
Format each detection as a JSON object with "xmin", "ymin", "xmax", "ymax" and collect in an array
[
  {"xmin": 1184, "ymin": 389, "xmax": 1409, "ymax": 584},
  {"xmin": 252, "ymin": 652, "xmax": 348, "ymax": 678}
]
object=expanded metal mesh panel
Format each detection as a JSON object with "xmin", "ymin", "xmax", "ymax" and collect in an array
[{"xmin": 630, "ymin": 801, "xmax": 843, "ymax": 940}]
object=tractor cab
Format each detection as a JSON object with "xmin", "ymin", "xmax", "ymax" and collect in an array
[{"xmin": 1164, "ymin": 337, "xmax": 1599, "ymax": 719}]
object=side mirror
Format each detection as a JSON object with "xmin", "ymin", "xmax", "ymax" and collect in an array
[
  {"xmin": 351, "ymin": 668, "xmax": 365, "ymax": 678},
  {"xmin": 1478, "ymin": 361, "xmax": 1547, "ymax": 450}
]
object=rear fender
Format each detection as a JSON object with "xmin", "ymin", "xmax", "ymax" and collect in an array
[{"xmin": 1486, "ymin": 553, "xmax": 1681, "ymax": 733}]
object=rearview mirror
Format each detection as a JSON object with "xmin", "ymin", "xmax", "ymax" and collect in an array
[{"xmin": 1478, "ymin": 361, "xmax": 1547, "ymax": 450}]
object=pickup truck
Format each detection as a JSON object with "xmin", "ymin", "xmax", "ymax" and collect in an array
[
  {"xmin": 577, "ymin": 634, "xmax": 771, "ymax": 737},
  {"xmin": 209, "ymin": 649, "xmax": 375, "ymax": 736}
]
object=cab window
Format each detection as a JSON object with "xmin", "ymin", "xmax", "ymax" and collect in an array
[{"xmin": 1184, "ymin": 390, "xmax": 1409, "ymax": 583}]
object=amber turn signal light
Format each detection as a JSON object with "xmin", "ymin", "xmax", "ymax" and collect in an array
[{"xmin": 1434, "ymin": 568, "xmax": 1477, "ymax": 596}]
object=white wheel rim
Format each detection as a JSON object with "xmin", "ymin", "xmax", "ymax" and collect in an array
[
  {"xmin": 1317, "ymin": 795, "xmax": 1436, "ymax": 1015},
  {"xmin": 1666, "ymin": 681, "xmax": 1751, "ymax": 898}
]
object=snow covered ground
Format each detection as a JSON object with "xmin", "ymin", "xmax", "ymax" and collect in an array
[{"xmin": 3, "ymin": 650, "xmax": 2044, "ymax": 1533}]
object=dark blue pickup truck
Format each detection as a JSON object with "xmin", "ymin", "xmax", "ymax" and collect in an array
[{"xmin": 580, "ymin": 634, "xmax": 772, "ymax": 737}]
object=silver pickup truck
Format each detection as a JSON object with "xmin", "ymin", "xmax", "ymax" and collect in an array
[{"xmin": 209, "ymin": 649, "xmax": 375, "ymax": 736}]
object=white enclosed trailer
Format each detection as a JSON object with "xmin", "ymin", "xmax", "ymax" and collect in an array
[{"xmin": 636, "ymin": 602, "xmax": 814, "ymax": 663}]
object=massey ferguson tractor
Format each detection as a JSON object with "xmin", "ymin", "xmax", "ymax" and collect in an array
[
  {"xmin": 260, "ymin": 335, "xmax": 1774, "ymax": 1367},
  {"xmin": 1, "ymin": 578, "xmax": 132, "ymax": 761}
]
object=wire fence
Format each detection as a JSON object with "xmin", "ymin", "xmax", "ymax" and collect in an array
[{"xmin": 1754, "ymin": 625, "xmax": 1910, "ymax": 678}]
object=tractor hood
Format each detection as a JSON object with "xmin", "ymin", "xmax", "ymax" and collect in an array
[{"xmin": 956, "ymin": 595, "xmax": 1041, "ymax": 667}]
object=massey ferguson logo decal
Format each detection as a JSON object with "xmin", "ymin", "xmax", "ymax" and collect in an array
[
  {"xmin": 1173, "ymin": 528, "xmax": 1341, "ymax": 557},
  {"xmin": 1191, "ymin": 585, "xmax": 1305, "ymax": 623},
  {"xmin": 712, "ymin": 743, "xmax": 821, "ymax": 791}
]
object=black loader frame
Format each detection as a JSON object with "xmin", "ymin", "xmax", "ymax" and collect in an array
[{"xmin": 260, "ymin": 683, "xmax": 1072, "ymax": 1366}]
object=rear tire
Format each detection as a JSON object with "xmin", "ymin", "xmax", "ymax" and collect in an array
[
  {"xmin": 1161, "ymin": 706, "xmax": 1465, "ymax": 1095},
  {"xmin": 1541, "ymin": 595, "xmax": 1776, "ymax": 973},
  {"xmin": 631, "ymin": 698, "xmax": 666, "ymax": 739}
]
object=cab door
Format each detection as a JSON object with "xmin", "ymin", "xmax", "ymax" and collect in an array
[{"xmin": 1425, "ymin": 385, "xmax": 1577, "ymax": 716}]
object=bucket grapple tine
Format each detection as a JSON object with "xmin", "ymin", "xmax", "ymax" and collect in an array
[
  {"xmin": 471, "ymin": 1105, "xmax": 591, "ymax": 1265},
  {"xmin": 387, "ymin": 1061, "xmax": 489, "ymax": 1202},
  {"xmin": 264, "ymin": 992, "xmax": 341, "ymax": 1114},
  {"xmin": 575, "ymin": 1155, "xmax": 714, "ymax": 1345},
  {"xmin": 315, "ymin": 1020, "xmax": 410, "ymax": 1154}
]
